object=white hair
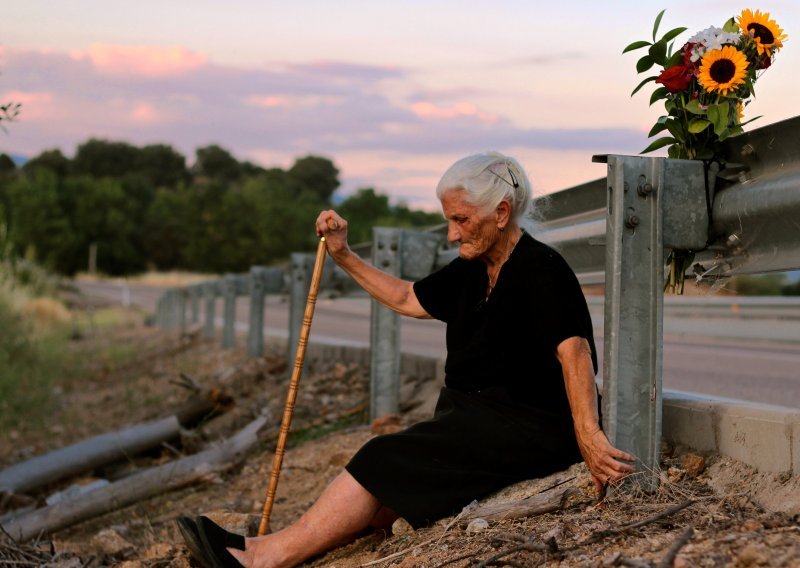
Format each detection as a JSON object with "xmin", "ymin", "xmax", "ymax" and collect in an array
[{"xmin": 436, "ymin": 151, "xmax": 535, "ymax": 230}]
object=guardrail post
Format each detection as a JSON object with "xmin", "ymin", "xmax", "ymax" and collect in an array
[
  {"xmin": 248, "ymin": 267, "xmax": 267, "ymax": 357},
  {"xmin": 247, "ymin": 267, "xmax": 285, "ymax": 358},
  {"xmin": 203, "ymin": 282, "xmax": 217, "ymax": 339},
  {"xmin": 189, "ymin": 284, "xmax": 200, "ymax": 324},
  {"xmin": 370, "ymin": 228, "xmax": 402, "ymax": 419},
  {"xmin": 178, "ymin": 288, "xmax": 187, "ymax": 334},
  {"xmin": 289, "ymin": 253, "xmax": 315, "ymax": 364},
  {"xmin": 222, "ymin": 274, "xmax": 237, "ymax": 348},
  {"xmin": 601, "ymin": 154, "xmax": 708, "ymax": 490}
]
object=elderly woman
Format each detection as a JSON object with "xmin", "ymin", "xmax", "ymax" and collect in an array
[{"xmin": 181, "ymin": 152, "xmax": 635, "ymax": 568}]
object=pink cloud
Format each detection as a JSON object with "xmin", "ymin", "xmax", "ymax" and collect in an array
[
  {"xmin": 72, "ymin": 44, "xmax": 208, "ymax": 77},
  {"xmin": 410, "ymin": 101, "xmax": 498, "ymax": 123},
  {"xmin": 129, "ymin": 102, "xmax": 159, "ymax": 123},
  {"xmin": 0, "ymin": 90, "xmax": 54, "ymax": 120},
  {"xmin": 246, "ymin": 94, "xmax": 344, "ymax": 109}
]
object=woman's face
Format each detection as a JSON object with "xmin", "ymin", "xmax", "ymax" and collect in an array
[{"xmin": 440, "ymin": 189, "xmax": 500, "ymax": 261}]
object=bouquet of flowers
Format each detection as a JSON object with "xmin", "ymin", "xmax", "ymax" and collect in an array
[{"xmin": 625, "ymin": 9, "xmax": 786, "ymax": 293}]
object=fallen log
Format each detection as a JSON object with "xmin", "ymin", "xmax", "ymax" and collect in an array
[
  {"xmin": 0, "ymin": 389, "xmax": 231, "ymax": 495},
  {"xmin": 2, "ymin": 414, "xmax": 269, "ymax": 542},
  {"xmin": 458, "ymin": 485, "xmax": 578, "ymax": 526}
]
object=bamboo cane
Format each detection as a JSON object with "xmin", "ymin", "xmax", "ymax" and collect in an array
[{"xmin": 258, "ymin": 234, "xmax": 329, "ymax": 536}]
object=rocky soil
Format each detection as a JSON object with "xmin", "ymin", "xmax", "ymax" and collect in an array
[{"xmin": 1, "ymin": 311, "xmax": 799, "ymax": 567}]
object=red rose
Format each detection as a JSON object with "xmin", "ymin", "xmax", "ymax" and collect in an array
[{"xmin": 655, "ymin": 65, "xmax": 692, "ymax": 93}]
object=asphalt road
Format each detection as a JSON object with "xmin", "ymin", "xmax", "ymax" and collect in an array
[{"xmin": 75, "ymin": 280, "xmax": 800, "ymax": 409}]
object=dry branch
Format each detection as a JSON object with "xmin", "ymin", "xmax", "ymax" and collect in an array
[
  {"xmin": 458, "ymin": 485, "xmax": 578, "ymax": 526},
  {"xmin": 2, "ymin": 414, "xmax": 269, "ymax": 542}
]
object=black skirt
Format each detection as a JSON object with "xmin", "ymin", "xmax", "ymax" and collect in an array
[{"xmin": 345, "ymin": 387, "xmax": 582, "ymax": 528}]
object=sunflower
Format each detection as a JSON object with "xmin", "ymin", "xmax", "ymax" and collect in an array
[
  {"xmin": 698, "ymin": 46, "xmax": 749, "ymax": 95},
  {"xmin": 737, "ymin": 101, "xmax": 744, "ymax": 124},
  {"xmin": 737, "ymin": 9, "xmax": 787, "ymax": 56}
]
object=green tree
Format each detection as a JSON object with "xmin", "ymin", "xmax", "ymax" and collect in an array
[
  {"xmin": 4, "ymin": 170, "xmax": 78, "ymax": 272},
  {"xmin": 23, "ymin": 149, "xmax": 70, "ymax": 178},
  {"xmin": 338, "ymin": 188, "xmax": 391, "ymax": 243},
  {"xmin": 288, "ymin": 155, "xmax": 340, "ymax": 202},
  {"xmin": 73, "ymin": 138, "xmax": 142, "ymax": 178},
  {"xmin": 138, "ymin": 144, "xmax": 188, "ymax": 188},
  {"xmin": 0, "ymin": 154, "xmax": 16, "ymax": 176},
  {"xmin": 734, "ymin": 273, "xmax": 787, "ymax": 296},
  {"xmin": 194, "ymin": 145, "xmax": 241, "ymax": 182},
  {"xmin": 68, "ymin": 176, "xmax": 143, "ymax": 274},
  {"xmin": 144, "ymin": 187, "xmax": 191, "ymax": 269}
]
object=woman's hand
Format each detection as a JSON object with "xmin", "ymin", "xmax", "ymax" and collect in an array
[
  {"xmin": 575, "ymin": 424, "xmax": 636, "ymax": 492},
  {"xmin": 316, "ymin": 210, "xmax": 349, "ymax": 259}
]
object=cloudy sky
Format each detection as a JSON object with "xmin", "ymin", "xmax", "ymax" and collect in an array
[{"xmin": 2, "ymin": 1, "xmax": 798, "ymax": 209}]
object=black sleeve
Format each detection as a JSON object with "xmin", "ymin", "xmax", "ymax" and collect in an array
[
  {"xmin": 412, "ymin": 258, "xmax": 467, "ymax": 323},
  {"xmin": 527, "ymin": 250, "xmax": 594, "ymax": 355}
]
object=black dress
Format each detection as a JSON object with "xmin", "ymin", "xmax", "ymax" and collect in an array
[{"xmin": 345, "ymin": 232, "xmax": 597, "ymax": 528}]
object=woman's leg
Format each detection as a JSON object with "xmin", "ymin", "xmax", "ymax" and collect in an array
[{"xmin": 229, "ymin": 470, "xmax": 385, "ymax": 568}]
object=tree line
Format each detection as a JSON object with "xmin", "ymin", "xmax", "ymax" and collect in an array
[{"xmin": 0, "ymin": 140, "xmax": 442, "ymax": 276}]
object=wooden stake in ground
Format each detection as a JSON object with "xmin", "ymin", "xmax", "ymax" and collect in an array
[{"xmin": 258, "ymin": 234, "xmax": 330, "ymax": 536}]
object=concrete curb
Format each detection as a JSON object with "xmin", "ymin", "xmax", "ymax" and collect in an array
[
  {"xmin": 303, "ymin": 339, "xmax": 799, "ymax": 476},
  {"xmin": 663, "ymin": 390, "xmax": 799, "ymax": 475}
]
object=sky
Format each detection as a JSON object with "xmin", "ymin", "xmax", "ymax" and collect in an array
[{"xmin": 2, "ymin": 1, "xmax": 799, "ymax": 210}]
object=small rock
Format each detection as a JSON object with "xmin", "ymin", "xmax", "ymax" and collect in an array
[
  {"xmin": 466, "ymin": 518, "xmax": 489, "ymax": 534},
  {"xmin": 667, "ymin": 466, "xmax": 684, "ymax": 483},
  {"xmin": 328, "ymin": 451, "xmax": 350, "ymax": 468},
  {"xmin": 144, "ymin": 542, "xmax": 177, "ymax": 559},
  {"xmin": 392, "ymin": 517, "xmax": 414, "ymax": 535},
  {"xmin": 115, "ymin": 562, "xmax": 143, "ymax": 568},
  {"xmin": 602, "ymin": 552, "xmax": 621, "ymax": 566},
  {"xmin": 736, "ymin": 543, "xmax": 769, "ymax": 566},
  {"xmin": 371, "ymin": 414, "xmax": 403, "ymax": 435},
  {"xmin": 680, "ymin": 453, "xmax": 706, "ymax": 477},
  {"xmin": 396, "ymin": 556, "xmax": 427, "ymax": 568},
  {"xmin": 333, "ymin": 362, "xmax": 349, "ymax": 380},
  {"xmin": 89, "ymin": 528, "xmax": 134, "ymax": 557},
  {"xmin": 673, "ymin": 554, "xmax": 691, "ymax": 568},
  {"xmin": 741, "ymin": 519, "xmax": 763, "ymax": 532}
]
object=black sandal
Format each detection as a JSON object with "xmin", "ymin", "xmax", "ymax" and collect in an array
[
  {"xmin": 196, "ymin": 515, "xmax": 246, "ymax": 568},
  {"xmin": 177, "ymin": 516, "xmax": 213, "ymax": 568}
]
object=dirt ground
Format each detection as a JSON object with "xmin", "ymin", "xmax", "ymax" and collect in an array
[{"xmin": 1, "ymin": 310, "xmax": 799, "ymax": 567}]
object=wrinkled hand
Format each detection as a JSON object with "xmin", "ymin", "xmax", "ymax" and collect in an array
[
  {"xmin": 576, "ymin": 427, "xmax": 636, "ymax": 493},
  {"xmin": 315, "ymin": 210, "xmax": 349, "ymax": 258}
]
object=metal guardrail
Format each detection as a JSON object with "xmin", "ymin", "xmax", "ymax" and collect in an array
[{"xmin": 156, "ymin": 115, "xmax": 800, "ymax": 485}]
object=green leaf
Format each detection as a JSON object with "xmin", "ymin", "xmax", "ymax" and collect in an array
[
  {"xmin": 665, "ymin": 99, "xmax": 676, "ymax": 112},
  {"xmin": 667, "ymin": 144, "xmax": 681, "ymax": 158},
  {"xmin": 649, "ymin": 87, "xmax": 669, "ymax": 105},
  {"xmin": 740, "ymin": 114, "xmax": 763, "ymax": 127},
  {"xmin": 652, "ymin": 9, "xmax": 666, "ymax": 42},
  {"xmin": 688, "ymin": 117, "xmax": 712, "ymax": 133},
  {"xmin": 664, "ymin": 50, "xmax": 683, "ymax": 68},
  {"xmin": 685, "ymin": 99, "xmax": 705, "ymax": 115},
  {"xmin": 710, "ymin": 102, "xmax": 730, "ymax": 135},
  {"xmin": 665, "ymin": 119, "xmax": 686, "ymax": 143},
  {"xmin": 630, "ymin": 75, "xmax": 657, "ymax": 96},
  {"xmin": 661, "ymin": 26, "xmax": 688, "ymax": 43},
  {"xmin": 636, "ymin": 55, "xmax": 655, "ymax": 73},
  {"xmin": 622, "ymin": 40, "xmax": 652, "ymax": 54},
  {"xmin": 723, "ymin": 17, "xmax": 738, "ymax": 33},
  {"xmin": 641, "ymin": 136, "xmax": 675, "ymax": 154},
  {"xmin": 648, "ymin": 41, "xmax": 668, "ymax": 65},
  {"xmin": 648, "ymin": 121, "xmax": 669, "ymax": 137}
]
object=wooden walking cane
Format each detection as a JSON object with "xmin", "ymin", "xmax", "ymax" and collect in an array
[{"xmin": 258, "ymin": 225, "xmax": 334, "ymax": 536}]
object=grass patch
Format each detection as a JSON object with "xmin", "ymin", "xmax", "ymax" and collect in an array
[
  {"xmin": 287, "ymin": 412, "xmax": 366, "ymax": 448},
  {"xmin": 0, "ymin": 299, "xmax": 67, "ymax": 432}
]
